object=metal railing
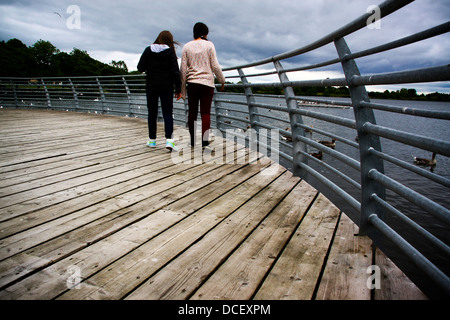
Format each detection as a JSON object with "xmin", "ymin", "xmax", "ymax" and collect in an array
[{"xmin": 1, "ymin": 0, "xmax": 449, "ymax": 298}]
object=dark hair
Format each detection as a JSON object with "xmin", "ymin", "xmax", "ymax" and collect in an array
[
  {"xmin": 154, "ymin": 30, "xmax": 180, "ymax": 53},
  {"xmin": 193, "ymin": 22, "xmax": 209, "ymax": 39}
]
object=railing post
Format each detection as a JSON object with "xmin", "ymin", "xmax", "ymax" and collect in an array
[
  {"xmin": 68, "ymin": 79, "xmax": 79, "ymax": 110},
  {"xmin": 41, "ymin": 79, "xmax": 51, "ymax": 109},
  {"xmin": 274, "ymin": 60, "xmax": 308, "ymax": 178},
  {"xmin": 96, "ymin": 77, "xmax": 106, "ymax": 114},
  {"xmin": 238, "ymin": 68, "xmax": 260, "ymax": 132},
  {"xmin": 122, "ymin": 76, "xmax": 132, "ymax": 117},
  {"xmin": 213, "ymin": 88, "xmax": 224, "ymax": 133},
  {"xmin": 10, "ymin": 80, "xmax": 19, "ymax": 108},
  {"xmin": 334, "ymin": 37, "xmax": 386, "ymax": 236}
]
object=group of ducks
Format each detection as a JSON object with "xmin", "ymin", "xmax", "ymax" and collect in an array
[
  {"xmin": 284, "ymin": 126, "xmax": 439, "ymax": 168},
  {"xmin": 311, "ymin": 140, "xmax": 438, "ymax": 169}
]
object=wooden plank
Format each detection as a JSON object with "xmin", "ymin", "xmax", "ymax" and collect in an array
[
  {"xmin": 57, "ymin": 165, "xmax": 284, "ymax": 300},
  {"xmin": 0, "ymin": 109, "xmax": 427, "ymax": 301},
  {"xmin": 374, "ymin": 248, "xmax": 427, "ymax": 300},
  {"xmin": 0, "ymin": 125, "xmax": 143, "ymax": 155},
  {"xmin": 0, "ymin": 163, "xmax": 170, "ymax": 237},
  {"xmin": 0, "ymin": 141, "xmax": 141, "ymax": 175},
  {"xmin": 253, "ymin": 194, "xmax": 340, "ymax": 300},
  {"xmin": 190, "ymin": 180, "xmax": 318, "ymax": 300},
  {"xmin": 123, "ymin": 167, "xmax": 289, "ymax": 300},
  {"xmin": 0, "ymin": 146, "xmax": 173, "ymax": 211},
  {"xmin": 0, "ymin": 110, "xmax": 148, "ymax": 167},
  {"xmin": 0, "ymin": 150, "xmax": 168, "ymax": 208},
  {"xmin": 315, "ymin": 213, "xmax": 373, "ymax": 300},
  {"xmin": 0, "ymin": 162, "xmax": 259, "ymax": 296},
  {"xmin": 0, "ymin": 125, "xmax": 143, "ymax": 156},
  {"xmin": 0, "ymin": 159, "xmax": 223, "ymax": 262},
  {"xmin": 0, "ymin": 145, "xmax": 156, "ymax": 197}
]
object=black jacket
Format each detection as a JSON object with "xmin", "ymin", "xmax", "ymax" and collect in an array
[{"xmin": 137, "ymin": 45, "xmax": 181, "ymax": 93}]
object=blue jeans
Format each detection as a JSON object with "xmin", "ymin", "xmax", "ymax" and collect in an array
[{"xmin": 146, "ymin": 85, "xmax": 174, "ymax": 140}]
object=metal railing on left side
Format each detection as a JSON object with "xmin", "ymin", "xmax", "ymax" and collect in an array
[{"xmin": 0, "ymin": 75, "xmax": 191, "ymax": 126}]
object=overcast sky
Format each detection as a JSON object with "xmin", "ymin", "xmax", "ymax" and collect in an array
[{"xmin": 1, "ymin": 0, "xmax": 449, "ymax": 93}]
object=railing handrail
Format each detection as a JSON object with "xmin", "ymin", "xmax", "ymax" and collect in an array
[{"xmin": 1, "ymin": 0, "xmax": 449, "ymax": 299}]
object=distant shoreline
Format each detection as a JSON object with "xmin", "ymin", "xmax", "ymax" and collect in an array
[{"xmin": 223, "ymin": 83, "xmax": 450, "ymax": 102}]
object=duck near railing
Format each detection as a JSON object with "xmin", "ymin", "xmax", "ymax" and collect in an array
[{"xmin": 1, "ymin": 0, "xmax": 449, "ymax": 298}]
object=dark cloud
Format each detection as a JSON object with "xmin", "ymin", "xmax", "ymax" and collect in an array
[{"xmin": 0, "ymin": 0, "xmax": 448, "ymax": 92}]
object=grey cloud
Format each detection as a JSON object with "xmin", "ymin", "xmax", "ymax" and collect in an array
[{"xmin": 0, "ymin": 0, "xmax": 448, "ymax": 92}]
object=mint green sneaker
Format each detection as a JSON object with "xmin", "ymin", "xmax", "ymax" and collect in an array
[
  {"xmin": 146, "ymin": 139, "xmax": 156, "ymax": 148},
  {"xmin": 166, "ymin": 139, "xmax": 179, "ymax": 152}
]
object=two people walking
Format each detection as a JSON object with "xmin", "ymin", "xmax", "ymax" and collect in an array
[{"xmin": 137, "ymin": 22, "xmax": 225, "ymax": 152}]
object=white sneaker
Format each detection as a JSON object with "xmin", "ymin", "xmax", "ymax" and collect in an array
[
  {"xmin": 146, "ymin": 139, "xmax": 156, "ymax": 147},
  {"xmin": 166, "ymin": 139, "xmax": 179, "ymax": 152}
]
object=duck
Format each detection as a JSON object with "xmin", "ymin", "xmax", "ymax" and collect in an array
[
  {"xmin": 303, "ymin": 125, "xmax": 313, "ymax": 135},
  {"xmin": 281, "ymin": 134, "xmax": 292, "ymax": 142},
  {"xmin": 281, "ymin": 127, "xmax": 292, "ymax": 142},
  {"xmin": 414, "ymin": 152, "xmax": 437, "ymax": 167},
  {"xmin": 318, "ymin": 139, "xmax": 336, "ymax": 149},
  {"xmin": 310, "ymin": 151, "xmax": 323, "ymax": 160}
]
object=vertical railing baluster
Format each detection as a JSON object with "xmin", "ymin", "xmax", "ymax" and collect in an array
[
  {"xmin": 96, "ymin": 77, "xmax": 106, "ymax": 114},
  {"xmin": 10, "ymin": 80, "xmax": 19, "ymax": 108},
  {"xmin": 68, "ymin": 78, "xmax": 79, "ymax": 110},
  {"xmin": 274, "ymin": 60, "xmax": 308, "ymax": 178},
  {"xmin": 238, "ymin": 68, "xmax": 260, "ymax": 132},
  {"xmin": 213, "ymin": 88, "xmax": 224, "ymax": 133},
  {"xmin": 334, "ymin": 37, "xmax": 386, "ymax": 237},
  {"xmin": 41, "ymin": 79, "xmax": 51, "ymax": 109},
  {"xmin": 122, "ymin": 76, "xmax": 132, "ymax": 117}
]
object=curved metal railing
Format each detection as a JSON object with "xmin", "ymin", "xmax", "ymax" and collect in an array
[{"xmin": 0, "ymin": 0, "xmax": 449, "ymax": 298}]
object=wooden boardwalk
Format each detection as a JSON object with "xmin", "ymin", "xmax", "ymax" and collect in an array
[{"xmin": 0, "ymin": 109, "xmax": 426, "ymax": 300}]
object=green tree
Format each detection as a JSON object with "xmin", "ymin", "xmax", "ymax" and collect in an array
[
  {"xmin": 0, "ymin": 39, "xmax": 36, "ymax": 77},
  {"xmin": 30, "ymin": 40, "xmax": 60, "ymax": 76},
  {"xmin": 110, "ymin": 60, "xmax": 128, "ymax": 73}
]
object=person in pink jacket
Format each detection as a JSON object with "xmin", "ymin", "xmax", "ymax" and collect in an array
[{"xmin": 180, "ymin": 22, "xmax": 225, "ymax": 147}]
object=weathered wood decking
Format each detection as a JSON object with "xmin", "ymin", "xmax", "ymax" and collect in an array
[{"xmin": 0, "ymin": 109, "xmax": 426, "ymax": 300}]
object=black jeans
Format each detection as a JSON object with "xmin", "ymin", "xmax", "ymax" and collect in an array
[
  {"xmin": 187, "ymin": 83, "xmax": 215, "ymax": 146},
  {"xmin": 146, "ymin": 85, "xmax": 174, "ymax": 140}
]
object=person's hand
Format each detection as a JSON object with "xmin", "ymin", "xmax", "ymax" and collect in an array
[
  {"xmin": 220, "ymin": 83, "xmax": 225, "ymax": 92},
  {"xmin": 175, "ymin": 92, "xmax": 182, "ymax": 101}
]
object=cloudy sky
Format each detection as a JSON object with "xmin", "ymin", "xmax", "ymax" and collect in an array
[{"xmin": 1, "ymin": 0, "xmax": 449, "ymax": 93}]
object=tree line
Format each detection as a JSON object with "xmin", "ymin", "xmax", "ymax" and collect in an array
[
  {"xmin": 224, "ymin": 82, "xmax": 450, "ymax": 102},
  {"xmin": 0, "ymin": 38, "xmax": 128, "ymax": 77},
  {"xmin": 2, "ymin": 38, "xmax": 448, "ymax": 101}
]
